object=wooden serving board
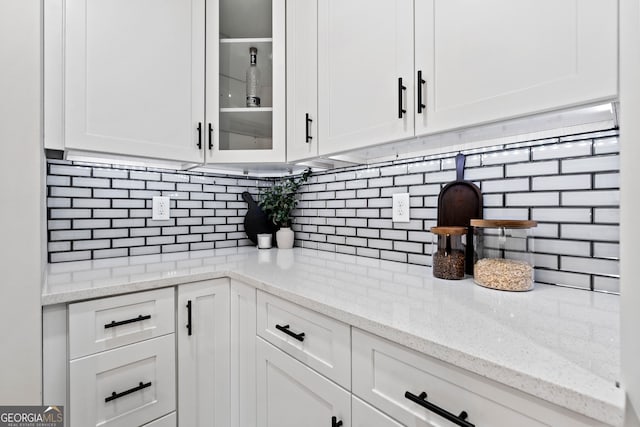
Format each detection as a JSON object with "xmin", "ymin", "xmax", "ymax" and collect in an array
[{"xmin": 437, "ymin": 154, "xmax": 483, "ymax": 274}]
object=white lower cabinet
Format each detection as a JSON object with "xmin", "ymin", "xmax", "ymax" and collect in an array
[
  {"xmin": 143, "ymin": 413, "xmax": 176, "ymax": 427},
  {"xmin": 256, "ymin": 337, "xmax": 351, "ymax": 427},
  {"xmin": 69, "ymin": 334, "xmax": 175, "ymax": 427},
  {"xmin": 352, "ymin": 329, "xmax": 608, "ymax": 427},
  {"xmin": 352, "ymin": 396, "xmax": 402, "ymax": 427},
  {"xmin": 177, "ymin": 279, "xmax": 231, "ymax": 427},
  {"xmin": 230, "ymin": 280, "xmax": 258, "ymax": 427}
]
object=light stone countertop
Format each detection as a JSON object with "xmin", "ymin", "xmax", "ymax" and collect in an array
[{"xmin": 43, "ymin": 246, "xmax": 624, "ymax": 425}]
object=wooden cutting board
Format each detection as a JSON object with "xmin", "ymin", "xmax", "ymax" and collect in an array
[{"xmin": 437, "ymin": 153, "xmax": 483, "ymax": 274}]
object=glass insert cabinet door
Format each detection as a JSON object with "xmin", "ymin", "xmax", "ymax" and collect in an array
[{"xmin": 206, "ymin": 0, "xmax": 286, "ymax": 163}]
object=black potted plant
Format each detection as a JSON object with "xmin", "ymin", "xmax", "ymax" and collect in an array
[{"xmin": 258, "ymin": 169, "xmax": 311, "ymax": 248}]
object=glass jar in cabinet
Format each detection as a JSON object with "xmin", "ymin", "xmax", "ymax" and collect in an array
[
  {"xmin": 430, "ymin": 226, "xmax": 467, "ymax": 280},
  {"xmin": 470, "ymin": 220, "xmax": 537, "ymax": 291}
]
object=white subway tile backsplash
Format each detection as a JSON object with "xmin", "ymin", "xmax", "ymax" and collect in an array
[
  {"xmin": 562, "ymin": 155, "xmax": 619, "ymax": 173},
  {"xmin": 593, "ymin": 137, "xmax": 619, "ymax": 155},
  {"xmin": 424, "ymin": 170, "xmax": 457, "ymax": 183},
  {"xmin": 505, "ymin": 160, "xmax": 559, "ymax": 177},
  {"xmin": 531, "ymin": 208, "xmax": 592, "ymax": 223},
  {"xmin": 50, "ymin": 187, "xmax": 92, "ymax": 198},
  {"xmin": 46, "ymin": 129, "xmax": 621, "ymax": 294},
  {"xmin": 562, "ymin": 256, "xmax": 619, "ymax": 276},
  {"xmin": 482, "ymin": 149, "xmax": 529, "ymax": 165},
  {"xmin": 594, "ymin": 208, "xmax": 619, "ymax": 224},
  {"xmin": 483, "ymin": 208, "xmax": 529, "ymax": 220},
  {"xmin": 534, "ymin": 270, "xmax": 591, "ymax": 289},
  {"xmin": 507, "ymin": 192, "xmax": 559, "ymax": 206},
  {"xmin": 532, "ymin": 141, "xmax": 591, "ymax": 160},
  {"xmin": 394, "ymin": 241, "xmax": 423, "ymax": 253},
  {"xmin": 47, "ymin": 175, "xmax": 71, "ymax": 186},
  {"xmin": 594, "ymin": 173, "xmax": 619, "ymax": 189},
  {"xmin": 50, "ymin": 251, "xmax": 92, "ymax": 263},
  {"xmin": 561, "ymin": 224, "xmax": 619, "ymax": 242},
  {"xmin": 49, "ymin": 164, "xmax": 92, "ymax": 176},
  {"xmin": 482, "ymin": 178, "xmax": 529, "ymax": 193},
  {"xmin": 380, "ymin": 164, "xmax": 408, "ymax": 176},
  {"xmin": 593, "ymin": 242, "xmax": 619, "ymax": 259},
  {"xmin": 593, "ymin": 276, "xmax": 620, "ymax": 293},
  {"xmin": 532, "ymin": 239, "xmax": 590, "ymax": 256},
  {"xmin": 395, "ymin": 174, "xmax": 424, "ymax": 185},
  {"xmin": 408, "ymin": 160, "xmax": 440, "ymax": 174},
  {"xmin": 94, "ymin": 229, "xmax": 129, "ymax": 239},
  {"xmin": 93, "ymin": 189, "xmax": 130, "ymax": 198},
  {"xmin": 48, "ymin": 198, "xmax": 71, "ymax": 208},
  {"xmin": 50, "ymin": 209, "xmax": 91, "ymax": 219},
  {"xmin": 532, "ymin": 175, "xmax": 591, "ymax": 191},
  {"xmin": 562, "ymin": 190, "xmax": 619, "ymax": 206},
  {"xmin": 464, "ymin": 166, "xmax": 504, "ymax": 180}
]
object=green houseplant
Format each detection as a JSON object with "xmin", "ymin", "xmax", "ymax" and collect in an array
[{"xmin": 258, "ymin": 169, "xmax": 311, "ymax": 248}]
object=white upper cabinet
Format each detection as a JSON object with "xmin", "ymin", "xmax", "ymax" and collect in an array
[
  {"xmin": 63, "ymin": 0, "xmax": 205, "ymax": 163},
  {"xmin": 286, "ymin": 0, "xmax": 319, "ymax": 162},
  {"xmin": 414, "ymin": 0, "xmax": 618, "ymax": 136},
  {"xmin": 206, "ymin": 0, "xmax": 286, "ymax": 163},
  {"xmin": 318, "ymin": 0, "xmax": 415, "ymax": 156},
  {"xmin": 313, "ymin": 0, "xmax": 617, "ymax": 158}
]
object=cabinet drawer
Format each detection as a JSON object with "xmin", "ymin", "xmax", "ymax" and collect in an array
[
  {"xmin": 69, "ymin": 288, "xmax": 174, "ymax": 359},
  {"xmin": 70, "ymin": 334, "xmax": 175, "ymax": 427},
  {"xmin": 352, "ymin": 329, "xmax": 605, "ymax": 427},
  {"xmin": 257, "ymin": 290, "xmax": 351, "ymax": 388},
  {"xmin": 143, "ymin": 412, "xmax": 176, "ymax": 427}
]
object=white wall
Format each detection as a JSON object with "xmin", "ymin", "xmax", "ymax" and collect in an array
[
  {"xmin": 0, "ymin": 0, "xmax": 43, "ymax": 403},
  {"xmin": 621, "ymin": 0, "xmax": 640, "ymax": 424}
]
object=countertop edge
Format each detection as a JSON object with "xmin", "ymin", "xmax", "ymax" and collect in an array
[{"xmin": 42, "ymin": 268, "xmax": 625, "ymax": 426}]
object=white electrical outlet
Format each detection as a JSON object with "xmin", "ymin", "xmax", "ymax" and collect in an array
[
  {"xmin": 152, "ymin": 196, "xmax": 170, "ymax": 220},
  {"xmin": 392, "ymin": 193, "xmax": 410, "ymax": 222}
]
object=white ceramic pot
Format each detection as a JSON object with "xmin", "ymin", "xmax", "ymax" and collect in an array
[{"xmin": 276, "ymin": 227, "xmax": 294, "ymax": 249}]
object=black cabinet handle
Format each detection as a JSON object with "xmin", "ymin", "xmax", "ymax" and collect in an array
[
  {"xmin": 405, "ymin": 391, "xmax": 474, "ymax": 427},
  {"xmin": 417, "ymin": 70, "xmax": 426, "ymax": 114},
  {"xmin": 105, "ymin": 381, "xmax": 152, "ymax": 403},
  {"xmin": 305, "ymin": 113, "xmax": 313, "ymax": 143},
  {"xmin": 186, "ymin": 300, "xmax": 192, "ymax": 336},
  {"xmin": 398, "ymin": 77, "xmax": 407, "ymax": 119},
  {"xmin": 208, "ymin": 123, "xmax": 213, "ymax": 150},
  {"xmin": 331, "ymin": 416, "xmax": 343, "ymax": 427},
  {"xmin": 104, "ymin": 314, "xmax": 151, "ymax": 329},
  {"xmin": 275, "ymin": 324, "xmax": 305, "ymax": 342},
  {"xmin": 197, "ymin": 122, "xmax": 202, "ymax": 149}
]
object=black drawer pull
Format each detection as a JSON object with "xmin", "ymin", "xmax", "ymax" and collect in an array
[
  {"xmin": 104, "ymin": 314, "xmax": 151, "ymax": 329},
  {"xmin": 405, "ymin": 391, "xmax": 474, "ymax": 427},
  {"xmin": 275, "ymin": 324, "xmax": 305, "ymax": 342},
  {"xmin": 398, "ymin": 77, "xmax": 407, "ymax": 118},
  {"xmin": 186, "ymin": 300, "xmax": 192, "ymax": 336},
  {"xmin": 332, "ymin": 416, "xmax": 343, "ymax": 427},
  {"xmin": 305, "ymin": 113, "xmax": 313, "ymax": 143},
  {"xmin": 208, "ymin": 123, "xmax": 214, "ymax": 150},
  {"xmin": 417, "ymin": 70, "xmax": 426, "ymax": 114},
  {"xmin": 105, "ymin": 381, "xmax": 152, "ymax": 403}
]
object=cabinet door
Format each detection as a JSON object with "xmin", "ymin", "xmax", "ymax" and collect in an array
[
  {"xmin": 177, "ymin": 279, "xmax": 230, "ymax": 427},
  {"xmin": 286, "ymin": 0, "xmax": 318, "ymax": 162},
  {"xmin": 318, "ymin": 0, "xmax": 414, "ymax": 156},
  {"xmin": 230, "ymin": 280, "xmax": 257, "ymax": 427},
  {"xmin": 206, "ymin": 0, "xmax": 286, "ymax": 163},
  {"xmin": 415, "ymin": 0, "xmax": 618, "ymax": 136},
  {"xmin": 65, "ymin": 0, "xmax": 205, "ymax": 163},
  {"xmin": 256, "ymin": 338, "xmax": 351, "ymax": 427},
  {"xmin": 352, "ymin": 397, "xmax": 403, "ymax": 427}
]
